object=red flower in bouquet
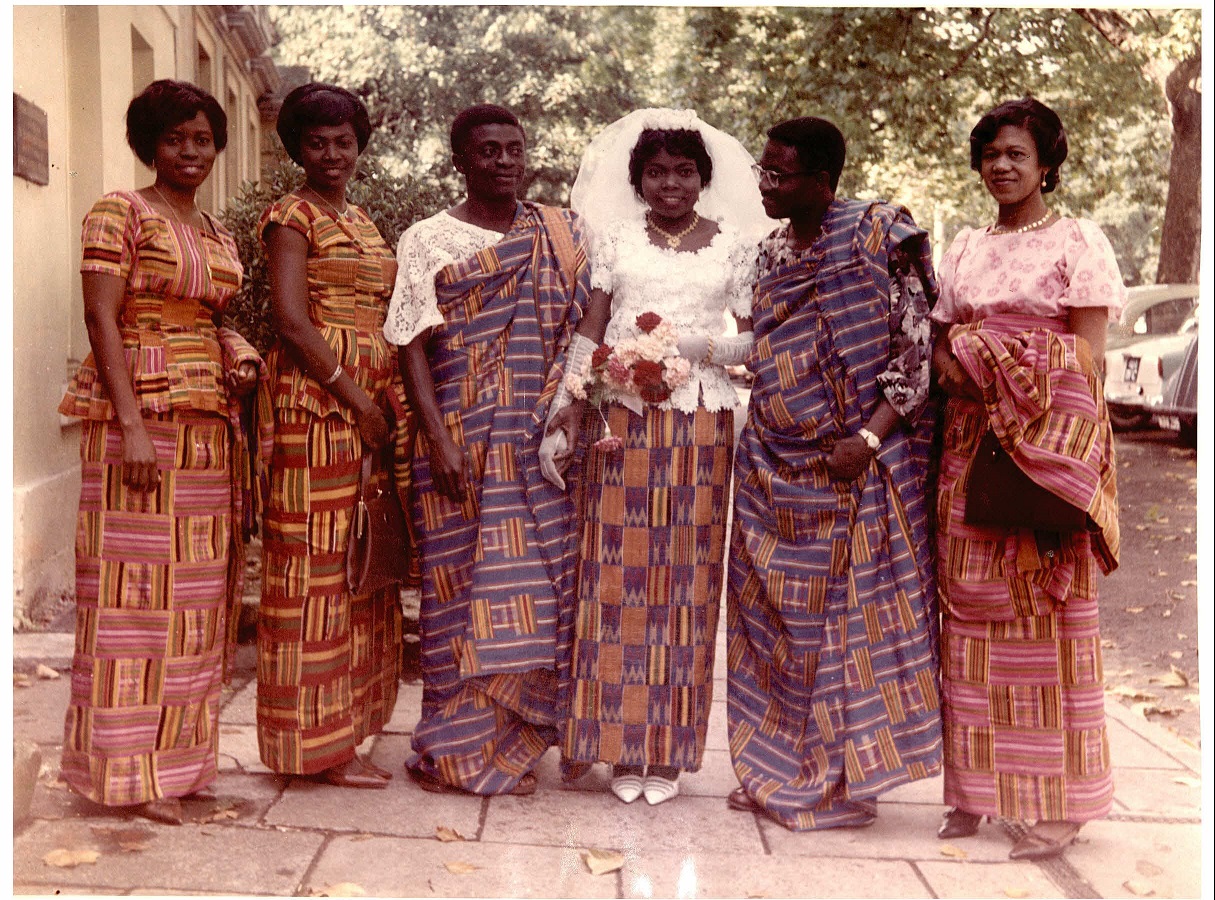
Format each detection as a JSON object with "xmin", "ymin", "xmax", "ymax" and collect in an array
[
  {"xmin": 632, "ymin": 358, "xmax": 670, "ymax": 404},
  {"xmin": 635, "ymin": 311, "xmax": 663, "ymax": 334},
  {"xmin": 591, "ymin": 344, "xmax": 614, "ymax": 368}
]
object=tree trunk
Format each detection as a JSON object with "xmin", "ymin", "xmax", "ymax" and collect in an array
[{"xmin": 1156, "ymin": 54, "xmax": 1201, "ymax": 285}]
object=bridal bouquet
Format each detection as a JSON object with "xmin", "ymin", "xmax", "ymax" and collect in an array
[{"xmin": 566, "ymin": 312, "xmax": 692, "ymax": 449}]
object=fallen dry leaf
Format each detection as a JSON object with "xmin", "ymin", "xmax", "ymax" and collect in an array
[
  {"xmin": 312, "ymin": 883, "xmax": 366, "ymax": 897},
  {"xmin": 1125, "ymin": 606, "xmax": 1145, "ymax": 614},
  {"xmin": 14, "ymin": 673, "xmax": 32, "ymax": 688},
  {"xmin": 202, "ymin": 806, "xmax": 241, "ymax": 823},
  {"xmin": 1100, "ymin": 639, "xmax": 1117, "ymax": 649},
  {"xmin": 1108, "ymin": 685, "xmax": 1157, "ymax": 701},
  {"xmin": 43, "ymin": 848, "xmax": 101, "ymax": 868},
  {"xmin": 1172, "ymin": 775, "xmax": 1200, "ymax": 788},
  {"xmin": 1148, "ymin": 667, "xmax": 1189, "ymax": 688},
  {"xmin": 1169, "ymin": 651, "xmax": 1183, "ymax": 660},
  {"xmin": 1180, "ymin": 579, "xmax": 1197, "ymax": 586},
  {"xmin": 90, "ymin": 825, "xmax": 153, "ymax": 853},
  {"xmin": 1136, "ymin": 861, "xmax": 1165, "ymax": 877},
  {"xmin": 940, "ymin": 844, "xmax": 968, "ymax": 859},
  {"xmin": 1003, "ymin": 889, "xmax": 1030, "ymax": 898},
  {"xmin": 1123, "ymin": 878, "xmax": 1156, "ymax": 897},
  {"xmin": 435, "ymin": 826, "xmax": 465, "ymax": 843},
  {"xmin": 582, "ymin": 848, "xmax": 626, "ymax": 876},
  {"xmin": 444, "ymin": 861, "xmax": 479, "ymax": 875},
  {"xmin": 35, "ymin": 663, "xmax": 60, "ymax": 680}
]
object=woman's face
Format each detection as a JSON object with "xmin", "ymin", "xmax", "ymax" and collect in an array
[
  {"xmin": 299, "ymin": 121, "xmax": 360, "ymax": 193},
  {"xmin": 980, "ymin": 124, "xmax": 1049, "ymax": 207},
  {"xmin": 639, "ymin": 149, "xmax": 703, "ymax": 220},
  {"xmin": 153, "ymin": 111, "xmax": 217, "ymax": 191}
]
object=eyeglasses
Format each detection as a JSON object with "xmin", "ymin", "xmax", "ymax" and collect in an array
[{"xmin": 751, "ymin": 164, "xmax": 815, "ymax": 186}]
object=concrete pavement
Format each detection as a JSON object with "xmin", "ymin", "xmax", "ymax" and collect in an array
[{"xmin": 11, "ymin": 627, "xmax": 1205, "ymax": 899}]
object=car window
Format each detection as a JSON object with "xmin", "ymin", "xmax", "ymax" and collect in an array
[{"xmin": 1133, "ymin": 296, "xmax": 1198, "ymax": 335}]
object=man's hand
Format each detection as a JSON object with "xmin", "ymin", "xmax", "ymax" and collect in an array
[{"xmin": 826, "ymin": 434, "xmax": 873, "ymax": 481}]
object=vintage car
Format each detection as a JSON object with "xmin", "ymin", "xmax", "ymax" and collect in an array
[
  {"xmin": 1103, "ymin": 284, "xmax": 1199, "ymax": 430},
  {"xmin": 1154, "ymin": 331, "xmax": 1199, "ymax": 447}
]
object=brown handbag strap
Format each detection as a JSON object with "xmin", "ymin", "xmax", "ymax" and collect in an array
[{"xmin": 538, "ymin": 204, "xmax": 577, "ymax": 297}]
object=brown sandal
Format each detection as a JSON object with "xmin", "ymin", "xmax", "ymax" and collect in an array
[
  {"xmin": 134, "ymin": 797, "xmax": 183, "ymax": 825},
  {"xmin": 938, "ymin": 807, "xmax": 984, "ymax": 839},
  {"xmin": 408, "ymin": 766, "xmax": 536, "ymax": 796},
  {"xmin": 727, "ymin": 787, "xmax": 760, "ymax": 812},
  {"xmin": 1008, "ymin": 821, "xmax": 1081, "ymax": 861},
  {"xmin": 319, "ymin": 759, "xmax": 389, "ymax": 790}
]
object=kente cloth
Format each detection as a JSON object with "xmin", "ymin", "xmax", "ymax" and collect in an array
[
  {"xmin": 256, "ymin": 410, "xmax": 403, "ymax": 774},
  {"xmin": 938, "ymin": 314, "xmax": 1117, "ymax": 822},
  {"xmin": 62, "ymin": 413, "xmax": 234, "ymax": 805},
  {"xmin": 255, "ymin": 193, "xmax": 403, "ymax": 774},
  {"xmin": 60, "ymin": 191, "xmax": 243, "ymax": 420},
  {"xmin": 409, "ymin": 202, "xmax": 591, "ymax": 794},
  {"xmin": 563, "ymin": 404, "xmax": 732, "ymax": 770},
  {"xmin": 727, "ymin": 199, "xmax": 942, "ymax": 831}
]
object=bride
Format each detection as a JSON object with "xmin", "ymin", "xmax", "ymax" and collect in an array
[{"xmin": 541, "ymin": 108, "xmax": 767, "ymax": 806}]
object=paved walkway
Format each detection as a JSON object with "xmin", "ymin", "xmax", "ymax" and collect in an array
[{"xmin": 11, "ymin": 629, "xmax": 1205, "ymax": 899}]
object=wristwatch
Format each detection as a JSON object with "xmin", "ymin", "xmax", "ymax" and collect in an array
[{"xmin": 858, "ymin": 427, "xmax": 882, "ymax": 451}]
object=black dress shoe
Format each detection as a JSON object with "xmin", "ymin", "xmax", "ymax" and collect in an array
[
  {"xmin": 1008, "ymin": 821, "xmax": 1081, "ymax": 860},
  {"xmin": 937, "ymin": 807, "xmax": 983, "ymax": 839}
]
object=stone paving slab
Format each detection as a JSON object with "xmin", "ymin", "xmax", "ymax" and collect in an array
[
  {"xmin": 916, "ymin": 859, "xmax": 1067, "ymax": 899},
  {"xmin": 482, "ymin": 791, "xmax": 767, "ymax": 856},
  {"xmin": 11, "ymin": 676, "xmax": 72, "ymax": 745},
  {"xmin": 219, "ymin": 679, "xmax": 258, "ymax": 725},
  {"xmin": 1066, "ymin": 819, "xmax": 1204, "ymax": 899},
  {"xmin": 1109, "ymin": 766, "xmax": 1203, "ymax": 817},
  {"xmin": 215, "ymin": 724, "xmax": 275, "ymax": 774},
  {"xmin": 306, "ymin": 834, "xmax": 618, "ymax": 899},
  {"xmin": 1103, "ymin": 699, "xmax": 1203, "ymax": 773},
  {"xmin": 1104, "ymin": 714, "xmax": 1193, "ymax": 770},
  {"xmin": 620, "ymin": 851, "xmax": 934, "ymax": 899},
  {"xmin": 11, "ymin": 818, "xmax": 324, "ymax": 895},
  {"xmin": 382, "ymin": 681, "xmax": 423, "ymax": 734}
]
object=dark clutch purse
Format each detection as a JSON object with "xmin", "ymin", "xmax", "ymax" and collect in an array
[
  {"xmin": 345, "ymin": 451, "xmax": 409, "ymax": 595},
  {"xmin": 963, "ymin": 430, "xmax": 1088, "ymax": 531}
]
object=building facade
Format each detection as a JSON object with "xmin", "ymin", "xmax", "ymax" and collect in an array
[{"xmin": 10, "ymin": 5, "xmax": 280, "ymax": 621}]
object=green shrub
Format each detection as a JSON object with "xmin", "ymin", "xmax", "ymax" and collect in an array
[{"xmin": 220, "ymin": 154, "xmax": 444, "ymax": 354}]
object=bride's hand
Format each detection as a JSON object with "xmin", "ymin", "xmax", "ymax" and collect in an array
[{"xmin": 677, "ymin": 333, "xmax": 712, "ymax": 363}]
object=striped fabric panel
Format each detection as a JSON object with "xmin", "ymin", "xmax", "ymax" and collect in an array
[
  {"xmin": 61, "ymin": 192, "xmax": 243, "ymax": 421},
  {"xmin": 562, "ymin": 405, "xmax": 731, "ymax": 770},
  {"xmin": 726, "ymin": 202, "xmax": 942, "ymax": 831},
  {"xmin": 61, "ymin": 414, "xmax": 232, "ymax": 806},
  {"xmin": 258, "ymin": 196, "xmax": 397, "ymax": 426},
  {"xmin": 408, "ymin": 204, "xmax": 591, "ymax": 795},
  {"xmin": 256, "ymin": 410, "xmax": 402, "ymax": 775}
]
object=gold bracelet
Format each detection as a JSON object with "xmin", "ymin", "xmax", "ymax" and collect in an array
[{"xmin": 706, "ymin": 336, "xmax": 716, "ymax": 364}]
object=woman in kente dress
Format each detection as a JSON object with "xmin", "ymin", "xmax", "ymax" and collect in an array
[
  {"xmin": 932, "ymin": 98, "xmax": 1122, "ymax": 861},
  {"xmin": 256, "ymin": 83, "xmax": 402, "ymax": 789},
  {"xmin": 543, "ymin": 108, "xmax": 768, "ymax": 806},
  {"xmin": 59, "ymin": 80, "xmax": 261, "ymax": 825}
]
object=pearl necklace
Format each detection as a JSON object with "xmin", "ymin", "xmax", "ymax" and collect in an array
[
  {"xmin": 152, "ymin": 184, "xmax": 200, "ymax": 226},
  {"xmin": 647, "ymin": 212, "xmax": 700, "ymax": 248},
  {"xmin": 991, "ymin": 210, "xmax": 1052, "ymax": 235},
  {"xmin": 303, "ymin": 185, "xmax": 350, "ymax": 220}
]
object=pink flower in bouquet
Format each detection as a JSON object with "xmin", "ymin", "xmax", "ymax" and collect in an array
[
  {"xmin": 662, "ymin": 356, "xmax": 692, "ymax": 390},
  {"xmin": 635, "ymin": 311, "xmax": 663, "ymax": 334}
]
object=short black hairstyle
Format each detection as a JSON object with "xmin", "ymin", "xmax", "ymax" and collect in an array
[
  {"xmin": 765, "ymin": 117, "xmax": 847, "ymax": 192},
  {"xmin": 628, "ymin": 129, "xmax": 714, "ymax": 198},
  {"xmin": 969, "ymin": 97, "xmax": 1068, "ymax": 193},
  {"xmin": 276, "ymin": 82, "xmax": 373, "ymax": 165},
  {"xmin": 126, "ymin": 79, "xmax": 227, "ymax": 167},
  {"xmin": 450, "ymin": 104, "xmax": 523, "ymax": 157}
]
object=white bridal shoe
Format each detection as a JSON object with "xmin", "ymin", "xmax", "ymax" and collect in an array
[
  {"xmin": 610, "ymin": 773, "xmax": 645, "ymax": 804},
  {"xmin": 643, "ymin": 774, "xmax": 680, "ymax": 806}
]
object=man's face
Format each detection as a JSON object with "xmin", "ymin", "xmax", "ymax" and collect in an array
[
  {"xmin": 756, "ymin": 139, "xmax": 830, "ymax": 221},
  {"xmin": 455, "ymin": 123, "xmax": 526, "ymax": 202}
]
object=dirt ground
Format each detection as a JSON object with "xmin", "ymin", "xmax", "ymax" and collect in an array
[{"xmin": 1098, "ymin": 427, "xmax": 1202, "ymax": 747}]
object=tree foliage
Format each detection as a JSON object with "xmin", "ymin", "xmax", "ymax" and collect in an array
[{"xmin": 268, "ymin": 5, "xmax": 1201, "ymax": 285}]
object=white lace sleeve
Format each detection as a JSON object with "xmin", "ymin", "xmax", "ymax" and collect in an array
[
  {"xmin": 383, "ymin": 221, "xmax": 449, "ymax": 347},
  {"xmin": 724, "ymin": 232, "xmax": 759, "ymax": 320},
  {"xmin": 588, "ymin": 221, "xmax": 620, "ymax": 294}
]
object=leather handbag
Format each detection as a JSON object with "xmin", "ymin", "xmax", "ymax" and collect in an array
[
  {"xmin": 345, "ymin": 451, "xmax": 409, "ymax": 595},
  {"xmin": 963, "ymin": 429, "xmax": 1088, "ymax": 531}
]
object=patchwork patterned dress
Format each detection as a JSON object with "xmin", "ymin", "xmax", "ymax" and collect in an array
[
  {"xmin": 255, "ymin": 195, "xmax": 403, "ymax": 775},
  {"xmin": 59, "ymin": 191, "xmax": 258, "ymax": 805},
  {"xmin": 933, "ymin": 219, "xmax": 1123, "ymax": 822},
  {"xmin": 562, "ymin": 219, "xmax": 756, "ymax": 771},
  {"xmin": 386, "ymin": 204, "xmax": 591, "ymax": 794},
  {"xmin": 727, "ymin": 200, "xmax": 943, "ymax": 830}
]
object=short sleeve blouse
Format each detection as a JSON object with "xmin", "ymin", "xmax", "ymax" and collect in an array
[
  {"xmin": 933, "ymin": 217, "xmax": 1125, "ymax": 326},
  {"xmin": 595, "ymin": 218, "xmax": 757, "ymax": 413},
  {"xmin": 260, "ymin": 194, "xmax": 397, "ymax": 421},
  {"xmin": 59, "ymin": 190, "xmax": 243, "ymax": 420}
]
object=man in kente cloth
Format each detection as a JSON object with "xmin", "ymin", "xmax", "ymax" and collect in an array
[{"xmin": 385, "ymin": 104, "xmax": 592, "ymax": 795}]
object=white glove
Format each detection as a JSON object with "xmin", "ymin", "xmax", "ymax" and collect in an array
[
  {"xmin": 678, "ymin": 331, "xmax": 755, "ymax": 366},
  {"xmin": 539, "ymin": 332, "xmax": 597, "ymax": 490},
  {"xmin": 677, "ymin": 333, "xmax": 712, "ymax": 363},
  {"xmin": 538, "ymin": 428, "xmax": 569, "ymax": 490}
]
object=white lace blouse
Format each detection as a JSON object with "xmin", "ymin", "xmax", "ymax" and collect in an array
[
  {"xmin": 594, "ymin": 217, "xmax": 757, "ymax": 414},
  {"xmin": 382, "ymin": 210, "xmax": 505, "ymax": 347}
]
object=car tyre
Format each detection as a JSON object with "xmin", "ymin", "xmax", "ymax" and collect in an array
[
  {"xmin": 1177, "ymin": 415, "xmax": 1197, "ymax": 448},
  {"xmin": 1108, "ymin": 405, "xmax": 1152, "ymax": 431}
]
